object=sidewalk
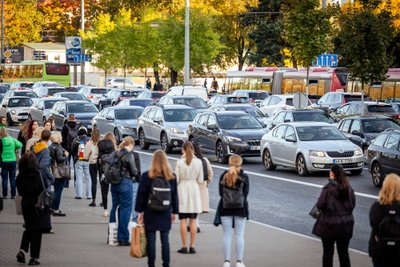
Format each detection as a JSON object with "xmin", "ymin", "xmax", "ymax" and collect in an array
[{"xmin": 0, "ymin": 183, "xmax": 371, "ymax": 267}]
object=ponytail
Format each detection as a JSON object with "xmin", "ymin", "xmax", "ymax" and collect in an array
[
  {"xmin": 222, "ymin": 154, "xmax": 243, "ymax": 188},
  {"xmin": 182, "ymin": 141, "xmax": 194, "ymax": 165},
  {"xmin": 119, "ymin": 136, "xmax": 134, "ymax": 150}
]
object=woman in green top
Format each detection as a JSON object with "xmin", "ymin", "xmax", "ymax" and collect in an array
[{"xmin": 0, "ymin": 128, "xmax": 23, "ymax": 199}]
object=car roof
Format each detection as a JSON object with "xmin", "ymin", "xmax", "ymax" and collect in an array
[
  {"xmin": 346, "ymin": 101, "xmax": 391, "ymax": 105},
  {"xmin": 235, "ymin": 90, "xmax": 268, "ymax": 93},
  {"xmin": 221, "ymin": 104, "xmax": 255, "ymax": 108},
  {"xmin": 284, "ymin": 122, "xmax": 333, "ymax": 127},
  {"xmin": 55, "ymin": 92, "xmax": 83, "ymax": 95},
  {"xmin": 42, "ymin": 97, "xmax": 69, "ymax": 101},
  {"xmin": 328, "ymin": 92, "xmax": 363, "ymax": 95},
  {"xmin": 161, "ymin": 104, "xmax": 196, "ymax": 110},
  {"xmin": 169, "ymin": 95, "xmax": 203, "ymax": 99},
  {"xmin": 212, "ymin": 111, "xmax": 251, "ymax": 115},
  {"xmin": 64, "ymin": 100, "xmax": 93, "ymax": 104},
  {"xmin": 110, "ymin": 106, "xmax": 144, "ymax": 110},
  {"xmin": 291, "ymin": 109, "xmax": 325, "ymax": 113},
  {"xmin": 269, "ymin": 94, "xmax": 294, "ymax": 98},
  {"xmin": 8, "ymin": 96, "xmax": 31, "ymax": 99},
  {"xmin": 341, "ymin": 115, "xmax": 395, "ymax": 120}
]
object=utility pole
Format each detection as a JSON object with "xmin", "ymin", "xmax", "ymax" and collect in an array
[
  {"xmin": 184, "ymin": 0, "xmax": 191, "ymax": 85},
  {"xmin": 1, "ymin": 0, "xmax": 4, "ymax": 64},
  {"xmin": 80, "ymin": 0, "xmax": 85, "ymax": 85}
]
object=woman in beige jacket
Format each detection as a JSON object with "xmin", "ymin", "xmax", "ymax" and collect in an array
[
  {"xmin": 176, "ymin": 141, "xmax": 204, "ymax": 254},
  {"xmin": 83, "ymin": 127, "xmax": 100, "ymax": 207}
]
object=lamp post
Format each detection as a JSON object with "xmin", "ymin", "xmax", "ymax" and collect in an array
[
  {"xmin": 184, "ymin": 0, "xmax": 191, "ymax": 85},
  {"xmin": 80, "ymin": 0, "xmax": 85, "ymax": 84},
  {"xmin": 1, "ymin": 0, "xmax": 4, "ymax": 64}
]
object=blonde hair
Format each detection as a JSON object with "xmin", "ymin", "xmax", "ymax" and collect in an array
[
  {"xmin": 103, "ymin": 132, "xmax": 117, "ymax": 150},
  {"xmin": 0, "ymin": 127, "xmax": 8, "ymax": 138},
  {"xmin": 33, "ymin": 126, "xmax": 44, "ymax": 139},
  {"xmin": 119, "ymin": 136, "xmax": 134, "ymax": 150},
  {"xmin": 149, "ymin": 150, "xmax": 174, "ymax": 181},
  {"xmin": 91, "ymin": 127, "xmax": 100, "ymax": 144},
  {"xmin": 379, "ymin": 173, "xmax": 400, "ymax": 205},
  {"xmin": 51, "ymin": 132, "xmax": 63, "ymax": 144},
  {"xmin": 222, "ymin": 154, "xmax": 243, "ymax": 188},
  {"xmin": 182, "ymin": 141, "xmax": 194, "ymax": 165}
]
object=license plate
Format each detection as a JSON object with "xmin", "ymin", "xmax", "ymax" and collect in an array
[
  {"xmin": 87, "ymin": 125, "xmax": 92, "ymax": 129},
  {"xmin": 20, "ymin": 116, "xmax": 28, "ymax": 119},
  {"xmin": 250, "ymin": 146, "xmax": 260, "ymax": 150},
  {"xmin": 333, "ymin": 159, "xmax": 352, "ymax": 164}
]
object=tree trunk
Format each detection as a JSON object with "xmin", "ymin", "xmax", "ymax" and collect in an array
[
  {"xmin": 123, "ymin": 65, "xmax": 127, "ymax": 90},
  {"xmin": 170, "ymin": 68, "xmax": 178, "ymax": 87},
  {"xmin": 361, "ymin": 82, "xmax": 365, "ymax": 116},
  {"xmin": 104, "ymin": 69, "xmax": 108, "ymax": 87},
  {"xmin": 153, "ymin": 62, "xmax": 160, "ymax": 89},
  {"xmin": 292, "ymin": 56, "xmax": 297, "ymax": 69}
]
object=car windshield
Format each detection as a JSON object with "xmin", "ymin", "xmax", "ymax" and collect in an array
[
  {"xmin": 48, "ymin": 88, "xmax": 66, "ymax": 95},
  {"xmin": 226, "ymin": 97, "xmax": 250, "ymax": 103},
  {"xmin": 42, "ymin": 83, "xmax": 60, "ymax": 87},
  {"xmin": 67, "ymin": 103, "xmax": 97, "ymax": 113},
  {"xmin": 19, "ymin": 83, "xmax": 34, "ymax": 88},
  {"xmin": 173, "ymin": 98, "xmax": 207, "ymax": 108},
  {"xmin": 9, "ymin": 98, "xmax": 33, "ymax": 107},
  {"xmin": 151, "ymin": 92, "xmax": 165, "ymax": 99},
  {"xmin": 163, "ymin": 109, "xmax": 198, "ymax": 122},
  {"xmin": 129, "ymin": 100, "xmax": 154, "ymax": 108},
  {"xmin": 15, "ymin": 91, "xmax": 37, "ymax": 98},
  {"xmin": 218, "ymin": 114, "xmax": 263, "ymax": 129},
  {"xmin": 61, "ymin": 94, "xmax": 86, "ymax": 101},
  {"xmin": 249, "ymin": 92, "xmax": 269, "ymax": 100},
  {"xmin": 293, "ymin": 112, "xmax": 334, "ymax": 123},
  {"xmin": 225, "ymin": 106, "xmax": 263, "ymax": 118},
  {"xmin": 296, "ymin": 126, "xmax": 346, "ymax": 141},
  {"xmin": 91, "ymin": 89, "xmax": 108, "ymax": 95},
  {"xmin": 44, "ymin": 100, "xmax": 61, "ymax": 109},
  {"xmin": 344, "ymin": 95, "xmax": 362, "ymax": 102},
  {"xmin": 115, "ymin": 109, "xmax": 143, "ymax": 120},
  {"xmin": 362, "ymin": 119, "xmax": 400, "ymax": 133},
  {"xmin": 0, "ymin": 86, "xmax": 8, "ymax": 93},
  {"xmin": 367, "ymin": 105, "xmax": 396, "ymax": 113}
]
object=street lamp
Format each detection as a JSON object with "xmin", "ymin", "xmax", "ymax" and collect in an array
[
  {"xmin": 184, "ymin": 0, "xmax": 191, "ymax": 85},
  {"xmin": 80, "ymin": 0, "xmax": 85, "ymax": 84}
]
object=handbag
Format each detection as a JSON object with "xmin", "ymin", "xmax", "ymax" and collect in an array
[
  {"xmin": 15, "ymin": 195, "xmax": 23, "ymax": 215},
  {"xmin": 309, "ymin": 205, "xmax": 322, "ymax": 219},
  {"xmin": 52, "ymin": 162, "xmax": 71, "ymax": 180},
  {"xmin": 35, "ymin": 172, "xmax": 54, "ymax": 214},
  {"xmin": 130, "ymin": 224, "xmax": 147, "ymax": 258}
]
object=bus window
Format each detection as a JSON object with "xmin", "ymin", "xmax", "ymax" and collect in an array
[{"xmin": 46, "ymin": 64, "xmax": 69, "ymax": 75}]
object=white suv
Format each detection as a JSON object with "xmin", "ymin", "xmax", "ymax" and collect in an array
[
  {"xmin": 105, "ymin": 78, "xmax": 144, "ymax": 89},
  {"xmin": 0, "ymin": 96, "xmax": 33, "ymax": 126}
]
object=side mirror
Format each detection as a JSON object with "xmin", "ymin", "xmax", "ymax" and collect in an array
[
  {"xmin": 285, "ymin": 136, "xmax": 297, "ymax": 142},
  {"xmin": 351, "ymin": 130, "xmax": 364, "ymax": 138},
  {"xmin": 284, "ymin": 119, "xmax": 291, "ymax": 123},
  {"xmin": 154, "ymin": 119, "xmax": 162, "ymax": 124},
  {"xmin": 207, "ymin": 124, "xmax": 217, "ymax": 131},
  {"xmin": 106, "ymin": 117, "xmax": 114, "ymax": 121}
]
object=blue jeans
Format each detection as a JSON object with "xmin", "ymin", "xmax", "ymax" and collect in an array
[
  {"xmin": 1, "ymin": 161, "xmax": 17, "ymax": 197},
  {"xmin": 221, "ymin": 216, "xmax": 246, "ymax": 262},
  {"xmin": 146, "ymin": 230, "xmax": 170, "ymax": 267},
  {"xmin": 75, "ymin": 161, "xmax": 91, "ymax": 198},
  {"xmin": 110, "ymin": 178, "xmax": 133, "ymax": 242},
  {"xmin": 52, "ymin": 178, "xmax": 67, "ymax": 210},
  {"xmin": 131, "ymin": 182, "xmax": 138, "ymax": 222}
]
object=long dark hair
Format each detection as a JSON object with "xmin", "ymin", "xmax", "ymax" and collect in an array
[
  {"xmin": 330, "ymin": 164, "xmax": 350, "ymax": 199},
  {"xmin": 19, "ymin": 151, "xmax": 39, "ymax": 173},
  {"xmin": 182, "ymin": 141, "xmax": 194, "ymax": 165},
  {"xmin": 193, "ymin": 142, "xmax": 204, "ymax": 159}
]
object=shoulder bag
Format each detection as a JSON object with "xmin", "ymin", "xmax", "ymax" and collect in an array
[{"xmin": 35, "ymin": 172, "xmax": 54, "ymax": 214}]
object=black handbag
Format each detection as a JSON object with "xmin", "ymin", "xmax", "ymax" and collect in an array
[
  {"xmin": 35, "ymin": 172, "xmax": 54, "ymax": 214},
  {"xmin": 309, "ymin": 205, "xmax": 322, "ymax": 219},
  {"xmin": 52, "ymin": 162, "xmax": 71, "ymax": 180}
]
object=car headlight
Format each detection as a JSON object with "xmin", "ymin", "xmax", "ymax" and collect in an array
[
  {"xmin": 120, "ymin": 126, "xmax": 127, "ymax": 130},
  {"xmin": 310, "ymin": 150, "xmax": 326, "ymax": 157},
  {"xmin": 11, "ymin": 109, "xmax": 16, "ymax": 114},
  {"xmin": 354, "ymin": 148, "xmax": 363, "ymax": 156},
  {"xmin": 226, "ymin": 136, "xmax": 242, "ymax": 142},
  {"xmin": 170, "ymin": 128, "xmax": 184, "ymax": 134}
]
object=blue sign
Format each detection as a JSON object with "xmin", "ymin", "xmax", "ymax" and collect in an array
[
  {"xmin": 70, "ymin": 37, "xmax": 81, "ymax": 48},
  {"xmin": 313, "ymin": 54, "xmax": 338, "ymax": 67},
  {"xmin": 73, "ymin": 54, "xmax": 92, "ymax": 63},
  {"xmin": 66, "ymin": 48, "xmax": 82, "ymax": 64}
]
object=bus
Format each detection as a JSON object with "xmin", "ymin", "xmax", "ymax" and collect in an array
[
  {"xmin": 0, "ymin": 61, "xmax": 71, "ymax": 86},
  {"xmin": 225, "ymin": 67, "xmax": 348, "ymax": 98}
]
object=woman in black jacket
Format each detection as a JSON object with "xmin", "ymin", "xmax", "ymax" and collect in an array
[
  {"xmin": 16, "ymin": 152, "xmax": 51, "ymax": 266},
  {"xmin": 312, "ymin": 164, "xmax": 356, "ymax": 267},
  {"xmin": 97, "ymin": 132, "xmax": 117, "ymax": 217},
  {"xmin": 109, "ymin": 136, "xmax": 138, "ymax": 246},
  {"xmin": 369, "ymin": 173, "xmax": 400, "ymax": 267}
]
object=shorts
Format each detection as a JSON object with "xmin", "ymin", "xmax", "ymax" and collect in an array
[{"xmin": 178, "ymin": 213, "xmax": 198, "ymax": 220}]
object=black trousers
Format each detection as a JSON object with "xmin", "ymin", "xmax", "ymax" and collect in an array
[
  {"xmin": 98, "ymin": 164, "xmax": 109, "ymax": 210},
  {"xmin": 89, "ymin": 163, "xmax": 98, "ymax": 201},
  {"xmin": 322, "ymin": 238, "xmax": 351, "ymax": 267},
  {"xmin": 20, "ymin": 230, "xmax": 42, "ymax": 259}
]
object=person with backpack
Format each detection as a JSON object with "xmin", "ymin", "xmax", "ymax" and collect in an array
[
  {"xmin": 61, "ymin": 114, "xmax": 79, "ymax": 188},
  {"xmin": 217, "ymin": 154, "xmax": 249, "ymax": 267},
  {"xmin": 71, "ymin": 127, "xmax": 91, "ymax": 200},
  {"xmin": 369, "ymin": 173, "xmax": 400, "ymax": 267},
  {"xmin": 109, "ymin": 136, "xmax": 138, "ymax": 246},
  {"xmin": 84, "ymin": 127, "xmax": 100, "ymax": 207},
  {"xmin": 175, "ymin": 141, "xmax": 204, "ymax": 254},
  {"xmin": 312, "ymin": 164, "xmax": 356, "ymax": 267},
  {"xmin": 32, "ymin": 130, "xmax": 54, "ymax": 190},
  {"xmin": 135, "ymin": 149, "xmax": 178, "ymax": 267}
]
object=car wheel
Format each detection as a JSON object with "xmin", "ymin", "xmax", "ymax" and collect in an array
[
  {"xmin": 350, "ymin": 169, "xmax": 363, "ymax": 175},
  {"xmin": 372, "ymin": 162, "xmax": 383, "ymax": 187},
  {"xmin": 296, "ymin": 154, "xmax": 309, "ymax": 176},
  {"xmin": 160, "ymin": 133, "xmax": 172, "ymax": 153},
  {"xmin": 114, "ymin": 128, "xmax": 121, "ymax": 144},
  {"xmin": 262, "ymin": 149, "xmax": 276, "ymax": 171},
  {"xmin": 6, "ymin": 113, "xmax": 13, "ymax": 126},
  {"xmin": 139, "ymin": 129, "xmax": 150, "ymax": 150},
  {"xmin": 216, "ymin": 142, "xmax": 228, "ymax": 164}
]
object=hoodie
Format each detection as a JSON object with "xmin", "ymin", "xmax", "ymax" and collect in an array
[
  {"xmin": 0, "ymin": 136, "xmax": 22, "ymax": 162},
  {"xmin": 61, "ymin": 120, "xmax": 78, "ymax": 150},
  {"xmin": 33, "ymin": 142, "xmax": 54, "ymax": 185}
]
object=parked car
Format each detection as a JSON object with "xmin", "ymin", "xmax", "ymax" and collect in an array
[
  {"xmin": 4, "ymin": 89, "xmax": 38, "ymax": 100},
  {"xmin": 208, "ymin": 94, "xmax": 250, "ymax": 107},
  {"xmin": 332, "ymin": 101, "xmax": 398, "ymax": 121},
  {"xmin": 188, "ymin": 111, "xmax": 267, "ymax": 163},
  {"xmin": 158, "ymin": 95, "xmax": 208, "ymax": 111},
  {"xmin": 31, "ymin": 81, "xmax": 62, "ymax": 93},
  {"xmin": 316, "ymin": 92, "xmax": 368, "ymax": 110},
  {"xmin": 136, "ymin": 90, "xmax": 166, "ymax": 102},
  {"xmin": 208, "ymin": 104, "xmax": 269, "ymax": 126},
  {"xmin": 268, "ymin": 109, "xmax": 335, "ymax": 130},
  {"xmin": 78, "ymin": 86, "xmax": 110, "ymax": 106},
  {"xmin": 53, "ymin": 92, "xmax": 90, "ymax": 102},
  {"xmin": 9, "ymin": 81, "xmax": 34, "ymax": 90},
  {"xmin": 105, "ymin": 77, "xmax": 144, "ymax": 89},
  {"xmin": 261, "ymin": 122, "xmax": 364, "ymax": 176},
  {"xmin": 259, "ymin": 94, "xmax": 296, "ymax": 118},
  {"xmin": 117, "ymin": 98, "xmax": 156, "ymax": 108},
  {"xmin": 0, "ymin": 84, "xmax": 9, "ymax": 95},
  {"xmin": 166, "ymin": 85, "xmax": 209, "ymax": 101},
  {"xmin": 92, "ymin": 106, "xmax": 144, "ymax": 143},
  {"xmin": 366, "ymin": 129, "xmax": 400, "ymax": 187},
  {"xmin": 137, "ymin": 104, "xmax": 198, "ymax": 153},
  {"xmin": 33, "ymin": 85, "xmax": 67, "ymax": 97},
  {"xmin": 98, "ymin": 88, "xmax": 147, "ymax": 110},
  {"xmin": 50, "ymin": 100, "xmax": 99, "ymax": 131},
  {"xmin": 28, "ymin": 97, "xmax": 68, "ymax": 123},
  {"xmin": 0, "ymin": 96, "xmax": 33, "ymax": 126},
  {"xmin": 231, "ymin": 90, "xmax": 269, "ymax": 107}
]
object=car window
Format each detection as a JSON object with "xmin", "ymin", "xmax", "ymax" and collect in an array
[
  {"xmin": 285, "ymin": 126, "xmax": 296, "ymax": 140},
  {"xmin": 341, "ymin": 119, "xmax": 351, "ymax": 132},
  {"xmin": 350, "ymin": 120, "xmax": 361, "ymax": 133},
  {"xmin": 106, "ymin": 109, "xmax": 115, "ymax": 119},
  {"xmin": 163, "ymin": 109, "xmax": 198, "ymax": 122},
  {"xmin": 372, "ymin": 133, "xmax": 389, "ymax": 147},
  {"xmin": 333, "ymin": 94, "xmax": 341, "ymax": 103},
  {"xmin": 173, "ymin": 98, "xmax": 207, "ymax": 108},
  {"xmin": 8, "ymin": 98, "xmax": 33, "ymax": 107},
  {"xmin": 207, "ymin": 115, "xmax": 217, "ymax": 127},
  {"xmin": 115, "ymin": 108, "xmax": 143, "ymax": 120},
  {"xmin": 337, "ymin": 104, "xmax": 350, "ymax": 114},
  {"xmin": 293, "ymin": 112, "xmax": 334, "ymax": 123},
  {"xmin": 269, "ymin": 96, "xmax": 279, "ymax": 105},
  {"xmin": 44, "ymin": 100, "xmax": 61, "ymax": 109},
  {"xmin": 249, "ymin": 92, "xmax": 269, "ymax": 100},
  {"xmin": 198, "ymin": 114, "xmax": 209, "ymax": 126},
  {"xmin": 284, "ymin": 112, "xmax": 294, "ymax": 122},
  {"xmin": 91, "ymin": 88, "xmax": 108, "ymax": 95},
  {"xmin": 367, "ymin": 105, "xmax": 396, "ymax": 113},
  {"xmin": 384, "ymin": 134, "xmax": 400, "ymax": 150},
  {"xmin": 129, "ymin": 100, "xmax": 155, "ymax": 108},
  {"xmin": 217, "ymin": 114, "xmax": 263, "ymax": 129},
  {"xmin": 275, "ymin": 112, "xmax": 286, "ymax": 122},
  {"xmin": 362, "ymin": 119, "xmax": 400, "ymax": 133},
  {"xmin": 48, "ymin": 88, "xmax": 66, "ymax": 95},
  {"xmin": 226, "ymin": 96, "xmax": 250, "ymax": 104},
  {"xmin": 273, "ymin": 125, "xmax": 287, "ymax": 139},
  {"xmin": 349, "ymin": 103, "xmax": 360, "ymax": 114},
  {"xmin": 344, "ymin": 95, "xmax": 362, "ymax": 102},
  {"xmin": 66, "ymin": 103, "xmax": 97, "ymax": 113},
  {"xmin": 147, "ymin": 108, "xmax": 157, "ymax": 120},
  {"xmin": 262, "ymin": 97, "xmax": 271, "ymax": 106},
  {"xmin": 154, "ymin": 109, "xmax": 163, "ymax": 120},
  {"xmin": 286, "ymin": 98, "xmax": 294, "ymax": 106},
  {"xmin": 15, "ymin": 91, "xmax": 37, "ymax": 98},
  {"xmin": 325, "ymin": 94, "xmax": 334, "ymax": 103},
  {"xmin": 296, "ymin": 126, "xmax": 346, "ymax": 141}
]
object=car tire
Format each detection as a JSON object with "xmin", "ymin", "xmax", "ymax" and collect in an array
[
  {"xmin": 216, "ymin": 141, "xmax": 228, "ymax": 164},
  {"xmin": 262, "ymin": 149, "xmax": 276, "ymax": 171},
  {"xmin": 6, "ymin": 113, "xmax": 13, "ymax": 126},
  {"xmin": 350, "ymin": 169, "xmax": 363, "ymax": 175},
  {"xmin": 296, "ymin": 154, "xmax": 309, "ymax": 176},
  {"xmin": 372, "ymin": 162, "xmax": 383, "ymax": 187},
  {"xmin": 160, "ymin": 133, "xmax": 172, "ymax": 153},
  {"xmin": 114, "ymin": 129, "xmax": 121, "ymax": 144},
  {"xmin": 139, "ymin": 129, "xmax": 150, "ymax": 150}
]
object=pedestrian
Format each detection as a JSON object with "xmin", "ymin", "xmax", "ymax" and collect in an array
[
  {"xmin": 0, "ymin": 128, "xmax": 23, "ymax": 199},
  {"xmin": 218, "ymin": 154, "xmax": 249, "ymax": 267},
  {"xmin": 211, "ymin": 77, "xmax": 219, "ymax": 92},
  {"xmin": 49, "ymin": 132, "xmax": 69, "ymax": 217},
  {"xmin": 0, "ymin": 116, "xmax": 7, "ymax": 128},
  {"xmin": 16, "ymin": 152, "xmax": 51, "ymax": 266},
  {"xmin": 71, "ymin": 127, "xmax": 91, "ymax": 200},
  {"xmin": 175, "ymin": 141, "xmax": 204, "ymax": 254},
  {"xmin": 97, "ymin": 132, "xmax": 117, "ymax": 217},
  {"xmin": 61, "ymin": 114, "xmax": 79, "ymax": 188},
  {"xmin": 25, "ymin": 127, "xmax": 44, "ymax": 153},
  {"xmin": 43, "ymin": 120, "xmax": 53, "ymax": 131},
  {"xmin": 131, "ymin": 146, "xmax": 141, "ymax": 222},
  {"xmin": 204, "ymin": 78, "xmax": 208, "ymax": 88},
  {"xmin": 109, "ymin": 136, "xmax": 138, "ymax": 246},
  {"xmin": 32, "ymin": 130, "xmax": 54, "ymax": 189},
  {"xmin": 135, "ymin": 149, "xmax": 179, "ymax": 267},
  {"xmin": 146, "ymin": 77, "xmax": 152, "ymax": 90},
  {"xmin": 369, "ymin": 173, "xmax": 400, "ymax": 267},
  {"xmin": 26, "ymin": 120, "xmax": 39, "ymax": 141},
  {"xmin": 17, "ymin": 120, "xmax": 31, "ymax": 156},
  {"xmin": 84, "ymin": 127, "xmax": 100, "ymax": 207},
  {"xmin": 312, "ymin": 164, "xmax": 356, "ymax": 267}
]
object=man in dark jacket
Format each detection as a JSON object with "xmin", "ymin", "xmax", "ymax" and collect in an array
[
  {"xmin": 71, "ymin": 127, "xmax": 91, "ymax": 200},
  {"xmin": 33, "ymin": 130, "xmax": 54, "ymax": 189},
  {"xmin": 61, "ymin": 114, "xmax": 79, "ymax": 188}
]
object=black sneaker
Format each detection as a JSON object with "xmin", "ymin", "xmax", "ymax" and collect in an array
[
  {"xmin": 52, "ymin": 210, "xmax": 66, "ymax": 217},
  {"xmin": 117, "ymin": 241, "xmax": 130, "ymax": 246},
  {"xmin": 28, "ymin": 258, "xmax": 40, "ymax": 265},
  {"xmin": 89, "ymin": 202, "xmax": 96, "ymax": 207},
  {"xmin": 177, "ymin": 247, "xmax": 188, "ymax": 254},
  {"xmin": 75, "ymin": 197, "xmax": 82, "ymax": 200},
  {"xmin": 16, "ymin": 251, "xmax": 25, "ymax": 263}
]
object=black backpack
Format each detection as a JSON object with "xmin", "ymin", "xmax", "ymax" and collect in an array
[
  {"xmin": 66, "ymin": 124, "xmax": 79, "ymax": 151},
  {"xmin": 147, "ymin": 177, "xmax": 172, "ymax": 212},
  {"xmin": 200, "ymin": 158, "xmax": 208, "ymax": 181},
  {"xmin": 101, "ymin": 151, "xmax": 123, "ymax": 184},
  {"xmin": 222, "ymin": 178, "xmax": 245, "ymax": 209},
  {"xmin": 377, "ymin": 205, "xmax": 400, "ymax": 249}
]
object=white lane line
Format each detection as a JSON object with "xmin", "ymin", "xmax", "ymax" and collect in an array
[{"xmin": 136, "ymin": 150, "xmax": 378, "ymax": 200}]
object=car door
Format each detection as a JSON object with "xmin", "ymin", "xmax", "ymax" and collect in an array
[
  {"xmin": 194, "ymin": 114, "xmax": 209, "ymax": 147},
  {"xmin": 151, "ymin": 108, "xmax": 164, "ymax": 143},
  {"xmin": 281, "ymin": 126, "xmax": 298, "ymax": 167},
  {"xmin": 51, "ymin": 102, "xmax": 64, "ymax": 129},
  {"xmin": 94, "ymin": 108, "xmax": 107, "ymax": 133},
  {"xmin": 204, "ymin": 114, "xmax": 218, "ymax": 151},
  {"xmin": 30, "ymin": 99, "xmax": 42, "ymax": 122},
  {"xmin": 382, "ymin": 133, "xmax": 400, "ymax": 174},
  {"xmin": 269, "ymin": 125, "xmax": 287, "ymax": 164},
  {"xmin": 143, "ymin": 108, "xmax": 156, "ymax": 141},
  {"xmin": 0, "ymin": 98, "xmax": 7, "ymax": 117},
  {"xmin": 104, "ymin": 108, "xmax": 116, "ymax": 133},
  {"xmin": 265, "ymin": 96, "xmax": 280, "ymax": 117}
]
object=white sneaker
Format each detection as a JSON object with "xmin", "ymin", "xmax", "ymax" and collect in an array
[
  {"xmin": 103, "ymin": 210, "xmax": 109, "ymax": 217},
  {"xmin": 223, "ymin": 262, "xmax": 231, "ymax": 267},
  {"xmin": 235, "ymin": 262, "xmax": 245, "ymax": 267}
]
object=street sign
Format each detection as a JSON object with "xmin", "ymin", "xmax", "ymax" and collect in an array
[
  {"xmin": 33, "ymin": 50, "xmax": 46, "ymax": 60},
  {"xmin": 313, "ymin": 54, "xmax": 338, "ymax": 67},
  {"xmin": 73, "ymin": 54, "xmax": 92, "ymax": 63},
  {"xmin": 3, "ymin": 50, "xmax": 12, "ymax": 58},
  {"xmin": 66, "ymin": 36, "xmax": 82, "ymax": 64}
]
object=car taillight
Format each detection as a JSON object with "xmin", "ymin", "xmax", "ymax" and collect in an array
[
  {"xmin": 19, "ymin": 87, "xmax": 24, "ymax": 90},
  {"xmin": 250, "ymin": 99, "xmax": 255, "ymax": 102},
  {"xmin": 118, "ymin": 97, "xmax": 124, "ymax": 101},
  {"xmin": 87, "ymin": 95, "xmax": 94, "ymax": 99}
]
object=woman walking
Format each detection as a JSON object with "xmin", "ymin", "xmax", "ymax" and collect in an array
[
  {"xmin": 97, "ymin": 132, "xmax": 117, "ymax": 217},
  {"xmin": 369, "ymin": 173, "xmax": 400, "ymax": 267},
  {"xmin": 25, "ymin": 127, "xmax": 44, "ymax": 152},
  {"xmin": 312, "ymin": 164, "xmax": 356, "ymax": 267},
  {"xmin": 109, "ymin": 136, "xmax": 137, "ymax": 246},
  {"xmin": 218, "ymin": 154, "xmax": 249, "ymax": 267},
  {"xmin": 16, "ymin": 152, "xmax": 51, "ymax": 265},
  {"xmin": 84, "ymin": 127, "xmax": 100, "ymax": 207},
  {"xmin": 175, "ymin": 141, "xmax": 204, "ymax": 254},
  {"xmin": 135, "ymin": 149, "xmax": 179, "ymax": 267}
]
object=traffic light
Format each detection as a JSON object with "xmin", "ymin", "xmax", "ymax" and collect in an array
[{"xmin": 33, "ymin": 50, "xmax": 46, "ymax": 60}]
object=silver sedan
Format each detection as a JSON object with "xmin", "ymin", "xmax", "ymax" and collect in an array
[{"xmin": 260, "ymin": 122, "xmax": 364, "ymax": 176}]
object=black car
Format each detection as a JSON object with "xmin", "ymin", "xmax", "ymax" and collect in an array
[
  {"xmin": 188, "ymin": 111, "xmax": 268, "ymax": 163},
  {"xmin": 338, "ymin": 116, "xmax": 400, "ymax": 153},
  {"xmin": 117, "ymin": 98, "xmax": 156, "ymax": 108},
  {"xmin": 366, "ymin": 129, "xmax": 400, "ymax": 187},
  {"xmin": 98, "ymin": 89, "xmax": 147, "ymax": 110},
  {"xmin": 158, "ymin": 95, "xmax": 208, "ymax": 111},
  {"xmin": 268, "ymin": 109, "xmax": 335, "ymax": 130}
]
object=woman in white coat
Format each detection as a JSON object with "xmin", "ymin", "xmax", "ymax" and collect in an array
[{"xmin": 176, "ymin": 141, "xmax": 204, "ymax": 254}]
